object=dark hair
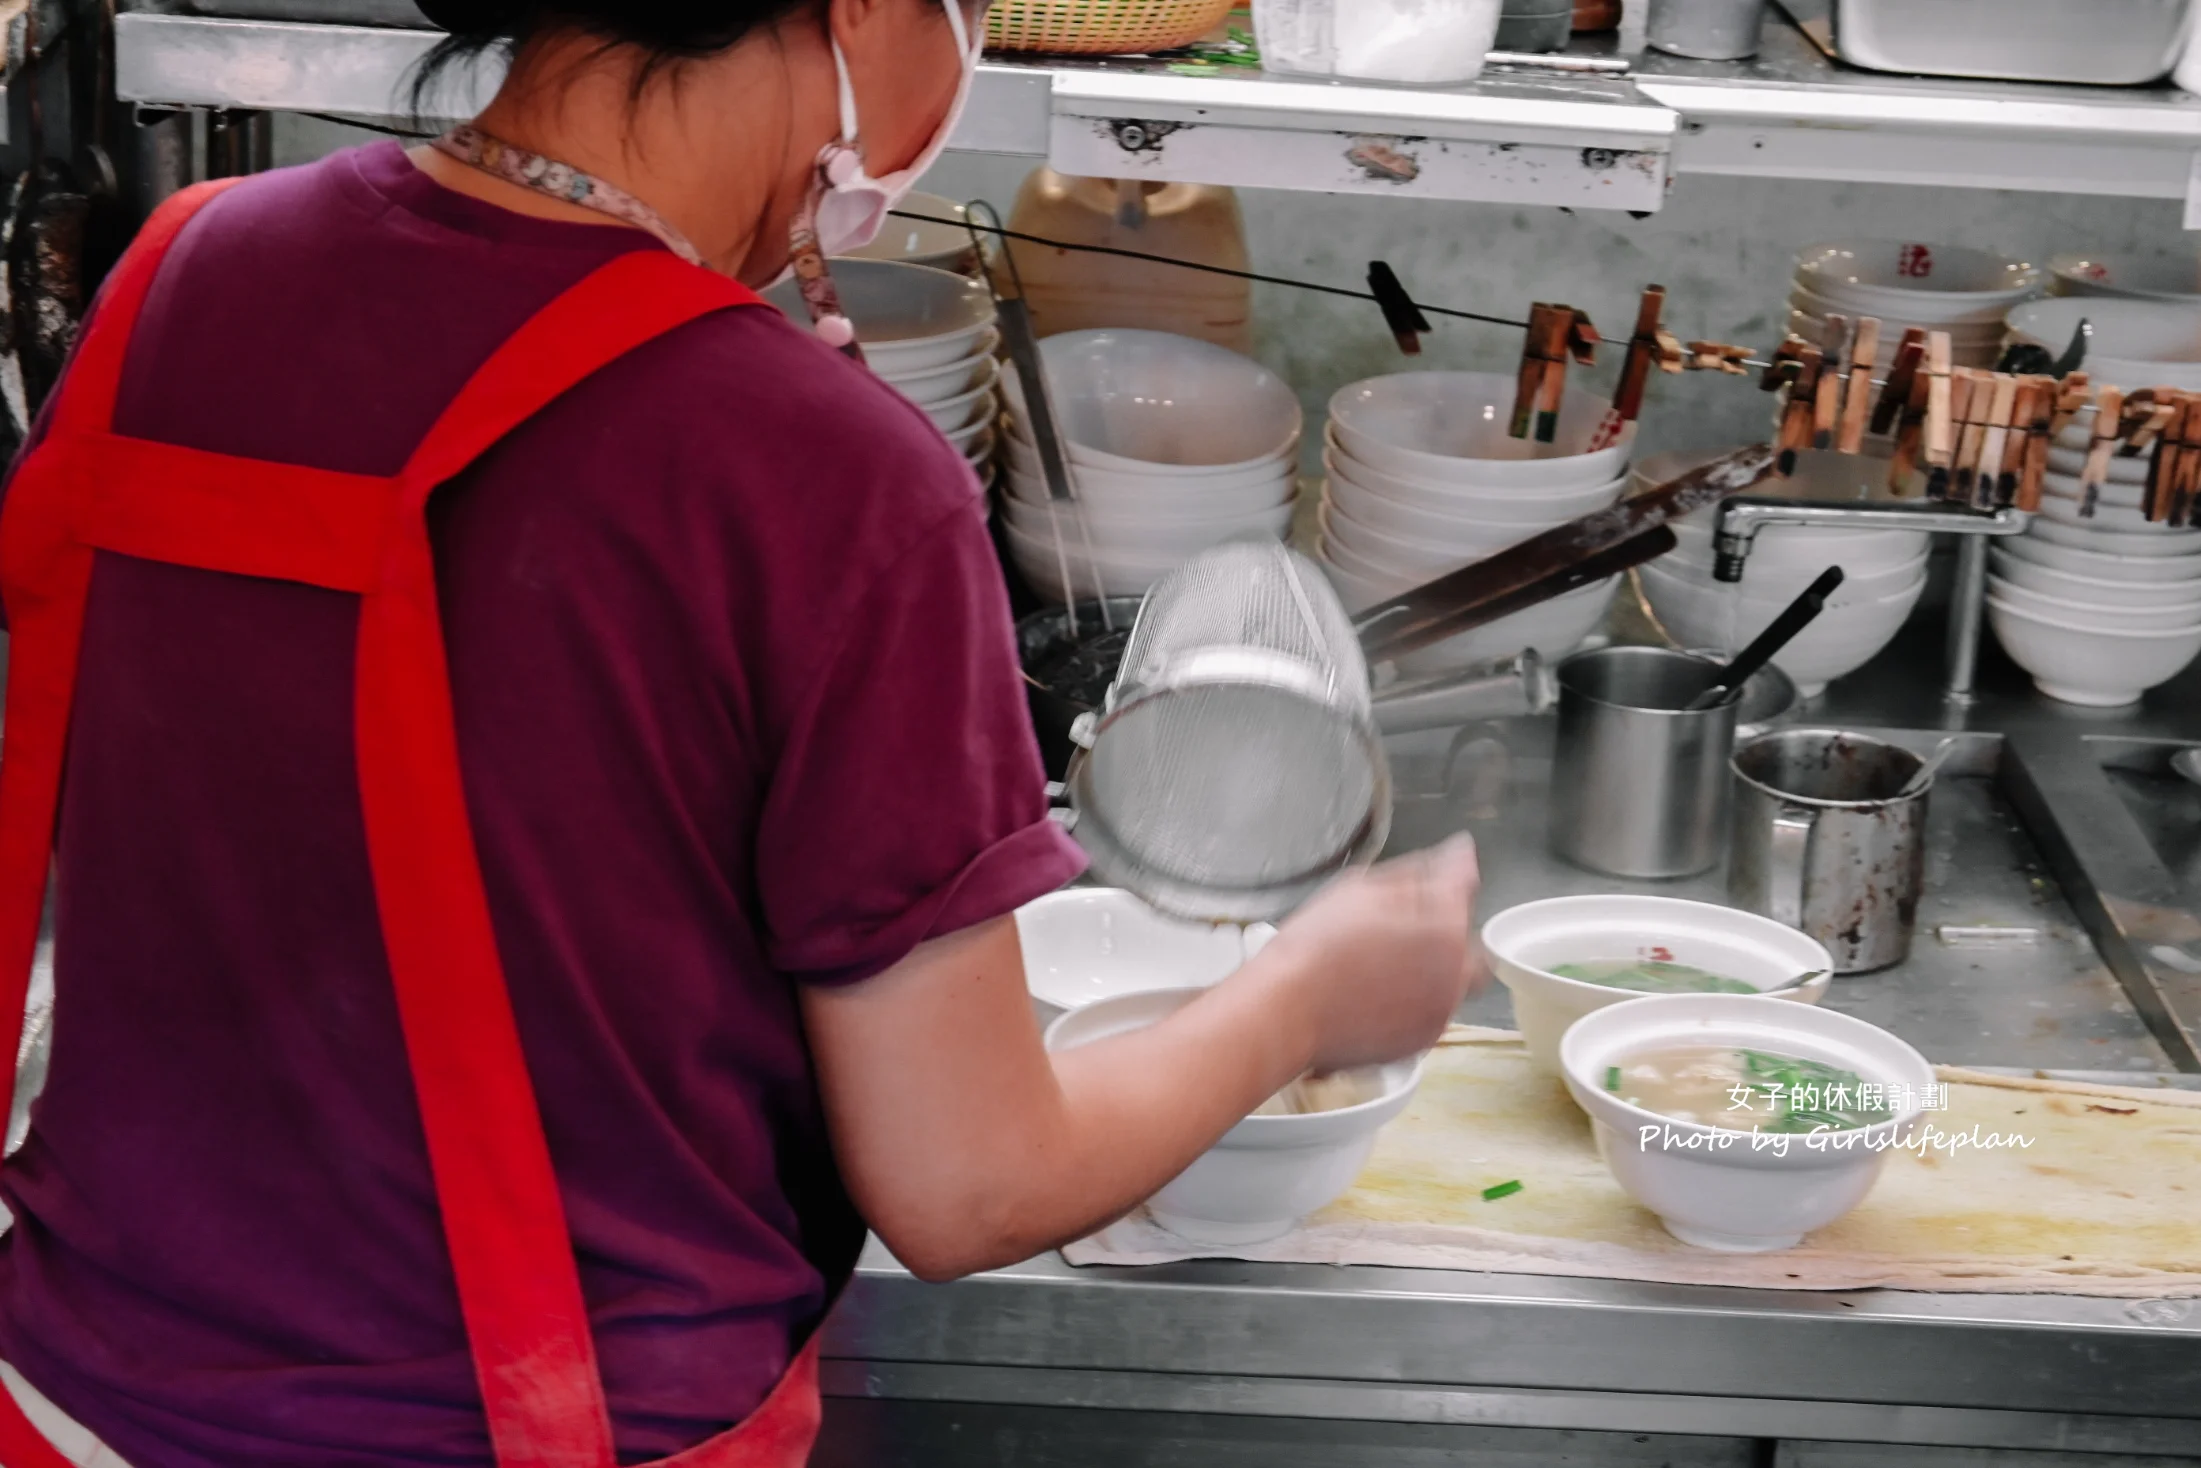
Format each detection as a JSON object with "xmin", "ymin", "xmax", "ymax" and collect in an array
[{"xmin": 410, "ymin": 1, "xmax": 818, "ymax": 110}]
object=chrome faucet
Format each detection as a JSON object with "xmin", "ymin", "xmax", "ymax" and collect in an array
[{"xmin": 1710, "ymin": 495, "xmax": 2033, "ymax": 706}]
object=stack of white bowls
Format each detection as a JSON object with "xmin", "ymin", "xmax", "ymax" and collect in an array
[
  {"xmin": 1317, "ymin": 371, "xmax": 1631, "ymax": 676},
  {"xmin": 1985, "ymin": 408, "xmax": 2201, "ymax": 706},
  {"xmin": 996, "ymin": 329, "xmax": 1301, "ymax": 603},
  {"xmin": 2005, "ymin": 297, "xmax": 2201, "ymax": 392},
  {"xmin": 1631, "ymin": 448, "xmax": 1932, "ymax": 699},
  {"xmin": 1788, "ymin": 239, "xmax": 2041, "ymax": 369},
  {"xmin": 2048, "ymin": 252, "xmax": 2201, "ymax": 305},
  {"xmin": 763, "ymin": 258, "xmax": 1001, "ymax": 481}
]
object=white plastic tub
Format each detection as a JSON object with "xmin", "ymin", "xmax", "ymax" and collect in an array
[
  {"xmin": 1254, "ymin": 0, "xmax": 1503, "ymax": 82},
  {"xmin": 1829, "ymin": 0, "xmax": 2191, "ymax": 86}
]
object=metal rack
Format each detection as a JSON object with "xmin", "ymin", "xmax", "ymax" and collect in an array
[{"xmin": 112, "ymin": 7, "xmax": 2201, "ymax": 211}]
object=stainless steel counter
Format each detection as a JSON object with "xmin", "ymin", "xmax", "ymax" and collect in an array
[{"xmin": 820, "ymin": 592, "xmax": 2201, "ymax": 1466}]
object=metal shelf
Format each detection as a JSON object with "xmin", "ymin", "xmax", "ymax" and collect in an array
[{"xmin": 113, "ymin": 9, "xmax": 2201, "ymax": 213}]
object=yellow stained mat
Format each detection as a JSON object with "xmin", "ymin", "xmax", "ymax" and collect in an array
[{"xmin": 1063, "ymin": 1028, "xmax": 2201, "ymax": 1295}]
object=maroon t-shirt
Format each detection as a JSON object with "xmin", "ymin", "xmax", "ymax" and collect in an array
[{"xmin": 0, "ymin": 142, "xmax": 1083, "ymax": 1466}]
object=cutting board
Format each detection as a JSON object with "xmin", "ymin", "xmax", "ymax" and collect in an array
[{"xmin": 1066, "ymin": 1029, "xmax": 2201, "ymax": 1296}]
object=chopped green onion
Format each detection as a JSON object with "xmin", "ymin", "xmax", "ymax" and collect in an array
[
  {"xmin": 1604, "ymin": 1066, "xmax": 1622, "ymax": 1092},
  {"xmin": 1481, "ymin": 1179, "xmax": 1524, "ymax": 1202}
]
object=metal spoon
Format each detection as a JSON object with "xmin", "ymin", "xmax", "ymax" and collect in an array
[
  {"xmin": 2172, "ymin": 747, "xmax": 2201, "ymax": 789},
  {"xmin": 1897, "ymin": 737, "xmax": 1959, "ymax": 800}
]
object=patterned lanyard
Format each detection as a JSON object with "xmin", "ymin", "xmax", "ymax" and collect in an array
[{"xmin": 431, "ymin": 125, "xmax": 864, "ymax": 362}]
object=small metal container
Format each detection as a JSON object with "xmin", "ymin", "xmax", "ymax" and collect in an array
[
  {"xmin": 1729, "ymin": 729, "xmax": 1929, "ymax": 974},
  {"xmin": 1550, "ymin": 647, "xmax": 1739, "ymax": 880},
  {"xmin": 1646, "ymin": 0, "xmax": 1769, "ymax": 58}
]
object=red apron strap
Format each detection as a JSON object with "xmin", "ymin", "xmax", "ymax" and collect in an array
[
  {"xmin": 0, "ymin": 214, "xmax": 798, "ymax": 1466},
  {"xmin": 354, "ymin": 251, "xmax": 756, "ymax": 1468},
  {"xmin": 0, "ymin": 177, "xmax": 244, "ymax": 1468}
]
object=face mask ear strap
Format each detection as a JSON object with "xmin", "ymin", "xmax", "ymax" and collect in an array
[{"xmin": 831, "ymin": 40, "xmax": 861, "ymax": 147}]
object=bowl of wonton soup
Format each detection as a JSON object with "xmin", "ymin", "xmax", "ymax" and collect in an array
[
  {"xmin": 1560, "ymin": 994, "xmax": 1933, "ymax": 1252},
  {"xmin": 1481, "ymin": 894, "xmax": 1835, "ymax": 1076},
  {"xmin": 1044, "ymin": 987, "xmax": 1422, "ymax": 1245}
]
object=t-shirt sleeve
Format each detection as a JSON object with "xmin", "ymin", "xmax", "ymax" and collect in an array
[{"xmin": 753, "ymin": 497, "xmax": 1087, "ymax": 984}]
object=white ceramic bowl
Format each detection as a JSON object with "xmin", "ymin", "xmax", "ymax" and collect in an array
[
  {"xmin": 1002, "ymin": 421, "xmax": 1296, "ymax": 489},
  {"xmin": 2007, "ymin": 297, "xmax": 2201, "ymax": 368},
  {"xmin": 2043, "ymin": 448, "xmax": 2148, "ymax": 494},
  {"xmin": 1559, "ymin": 994, "xmax": 1932, "ymax": 1252},
  {"xmin": 1003, "ymin": 519, "xmax": 1191, "ymax": 602},
  {"xmin": 1987, "ymin": 573, "xmax": 2201, "ymax": 631},
  {"xmin": 1482, "ymin": 895, "xmax": 1834, "ymax": 1077},
  {"xmin": 844, "ymin": 192, "xmax": 979, "ymax": 274},
  {"xmin": 2035, "ymin": 480, "xmax": 2191, "ymax": 535},
  {"xmin": 880, "ymin": 349, "xmax": 998, "ymax": 407},
  {"xmin": 1016, "ymin": 888, "xmax": 1272, "ymax": 1013},
  {"xmin": 1044, "ymin": 987, "xmax": 1422, "ymax": 1244},
  {"xmin": 1793, "ymin": 239, "xmax": 2042, "ymax": 316},
  {"xmin": 762, "ymin": 259, "xmax": 995, "ymax": 368},
  {"xmin": 1317, "ymin": 552, "xmax": 1618, "ymax": 676},
  {"xmin": 1786, "ymin": 283, "xmax": 2009, "ymax": 333},
  {"xmin": 997, "ymin": 329, "xmax": 1302, "ymax": 473},
  {"xmin": 1999, "ymin": 530, "xmax": 2201, "ymax": 584},
  {"xmin": 1988, "ymin": 596, "xmax": 2201, "ymax": 706},
  {"xmin": 1327, "ymin": 372, "xmax": 1633, "ymax": 490},
  {"xmin": 917, "ymin": 381, "xmax": 995, "ymax": 434},
  {"xmin": 1005, "ymin": 497, "xmax": 1296, "ymax": 556},
  {"xmin": 1318, "ymin": 499, "xmax": 1529, "ymax": 569},
  {"xmin": 2050, "ymin": 251, "xmax": 2201, "ymax": 303},
  {"xmin": 1326, "ymin": 433, "xmax": 1627, "ymax": 519},
  {"xmin": 1004, "ymin": 467, "xmax": 1294, "ymax": 525},
  {"xmin": 1990, "ymin": 545, "xmax": 2201, "ymax": 606},
  {"xmin": 1637, "ymin": 448, "xmax": 1934, "ymax": 577},
  {"xmin": 1325, "ymin": 466, "xmax": 1588, "ymax": 545},
  {"xmin": 943, "ymin": 414, "xmax": 993, "ymax": 453},
  {"xmin": 1638, "ymin": 561, "xmax": 1928, "ymax": 698},
  {"xmin": 2027, "ymin": 516, "xmax": 2201, "ymax": 559}
]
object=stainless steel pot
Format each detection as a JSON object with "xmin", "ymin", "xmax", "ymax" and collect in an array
[
  {"xmin": 1729, "ymin": 728, "xmax": 1930, "ymax": 974},
  {"xmin": 1550, "ymin": 646, "xmax": 1739, "ymax": 879}
]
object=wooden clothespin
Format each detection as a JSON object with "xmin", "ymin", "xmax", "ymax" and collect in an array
[
  {"xmin": 1890, "ymin": 356, "xmax": 1932, "ymax": 495},
  {"xmin": 1610, "ymin": 286, "xmax": 1667, "ymax": 425},
  {"xmin": 1973, "ymin": 373, "xmax": 2020, "ymax": 510},
  {"xmin": 1813, "ymin": 312, "xmax": 1847, "ymax": 451},
  {"xmin": 1778, "ymin": 347, "xmax": 1825, "ymax": 462},
  {"xmin": 1510, "ymin": 303, "xmax": 1566, "ymax": 440},
  {"xmin": 1367, "ymin": 261, "xmax": 1432, "ymax": 355},
  {"xmin": 1687, "ymin": 341, "xmax": 1751, "ymax": 375},
  {"xmin": 1760, "ymin": 336, "xmax": 1807, "ymax": 393},
  {"xmin": 1922, "ymin": 332, "xmax": 1955, "ymax": 475},
  {"xmin": 1871, "ymin": 328, "xmax": 1927, "ymax": 437},
  {"xmin": 2079, "ymin": 386, "xmax": 2123, "ymax": 519},
  {"xmin": 2014, "ymin": 376, "xmax": 2055, "ymax": 513},
  {"xmin": 1655, "ymin": 329, "xmax": 1687, "ymax": 374},
  {"xmin": 1530, "ymin": 307, "xmax": 1594, "ymax": 443},
  {"xmin": 1944, "ymin": 369, "xmax": 1992, "ymax": 503},
  {"xmin": 2145, "ymin": 392, "xmax": 2188, "ymax": 523},
  {"xmin": 2172, "ymin": 395, "xmax": 2200, "ymax": 526},
  {"xmin": 2122, "ymin": 391, "xmax": 2175, "ymax": 455},
  {"xmin": 2050, "ymin": 372, "xmax": 2092, "ymax": 438},
  {"xmin": 1837, "ymin": 317, "xmax": 1881, "ymax": 455}
]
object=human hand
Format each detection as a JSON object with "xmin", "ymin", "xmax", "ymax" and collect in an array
[{"xmin": 1261, "ymin": 834, "xmax": 1489, "ymax": 1074}]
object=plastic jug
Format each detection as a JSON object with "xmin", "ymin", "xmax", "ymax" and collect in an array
[{"xmin": 999, "ymin": 169, "xmax": 1253, "ymax": 356}]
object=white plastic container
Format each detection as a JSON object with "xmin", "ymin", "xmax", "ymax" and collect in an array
[
  {"xmin": 1255, "ymin": 0, "xmax": 1504, "ymax": 83},
  {"xmin": 1831, "ymin": 0, "xmax": 2192, "ymax": 86}
]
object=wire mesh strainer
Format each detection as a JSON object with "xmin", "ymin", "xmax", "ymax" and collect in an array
[{"xmin": 1065, "ymin": 539, "xmax": 1391, "ymax": 923}]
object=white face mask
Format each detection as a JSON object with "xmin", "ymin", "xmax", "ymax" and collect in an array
[{"xmin": 812, "ymin": 0, "xmax": 981, "ymax": 256}]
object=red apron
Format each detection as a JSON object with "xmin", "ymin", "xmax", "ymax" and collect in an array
[{"xmin": 0, "ymin": 181, "xmax": 826, "ymax": 1468}]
